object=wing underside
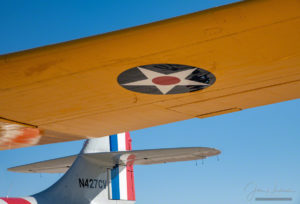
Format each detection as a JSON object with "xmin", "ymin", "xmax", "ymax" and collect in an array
[{"xmin": 1, "ymin": 0, "xmax": 300, "ymax": 150}]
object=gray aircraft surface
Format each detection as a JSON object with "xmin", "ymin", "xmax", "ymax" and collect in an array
[{"xmin": 0, "ymin": 132, "xmax": 220, "ymax": 204}]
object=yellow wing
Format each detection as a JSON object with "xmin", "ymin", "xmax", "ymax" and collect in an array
[{"xmin": 1, "ymin": 0, "xmax": 300, "ymax": 150}]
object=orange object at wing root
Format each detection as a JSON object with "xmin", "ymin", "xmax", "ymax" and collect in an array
[
  {"xmin": 12, "ymin": 128, "xmax": 41, "ymax": 144},
  {"xmin": 0, "ymin": 122, "xmax": 41, "ymax": 147}
]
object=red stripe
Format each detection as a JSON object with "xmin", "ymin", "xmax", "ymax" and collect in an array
[
  {"xmin": 125, "ymin": 132, "xmax": 135, "ymax": 200},
  {"xmin": 125, "ymin": 132, "xmax": 132, "ymax": 151},
  {"xmin": 126, "ymin": 165, "xmax": 136, "ymax": 200},
  {"xmin": 0, "ymin": 198, "xmax": 31, "ymax": 204}
]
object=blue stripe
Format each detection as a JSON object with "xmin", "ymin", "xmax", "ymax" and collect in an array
[
  {"xmin": 111, "ymin": 166, "xmax": 120, "ymax": 200},
  {"xmin": 109, "ymin": 134, "xmax": 118, "ymax": 152}
]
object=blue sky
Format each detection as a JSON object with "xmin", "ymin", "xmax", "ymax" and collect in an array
[{"xmin": 0, "ymin": 0, "xmax": 299, "ymax": 204}]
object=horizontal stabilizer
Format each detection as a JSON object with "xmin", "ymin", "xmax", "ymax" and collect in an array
[
  {"xmin": 9, "ymin": 155, "xmax": 77, "ymax": 173},
  {"xmin": 8, "ymin": 147, "xmax": 220, "ymax": 173}
]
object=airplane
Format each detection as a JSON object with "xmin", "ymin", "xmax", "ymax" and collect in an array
[
  {"xmin": 0, "ymin": 0, "xmax": 299, "ymax": 202},
  {"xmin": 0, "ymin": 132, "xmax": 220, "ymax": 203}
]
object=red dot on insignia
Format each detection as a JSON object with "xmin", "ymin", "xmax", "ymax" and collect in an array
[{"xmin": 152, "ymin": 76, "xmax": 181, "ymax": 85}]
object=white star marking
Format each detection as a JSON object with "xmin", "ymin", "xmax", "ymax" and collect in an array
[{"xmin": 122, "ymin": 67, "xmax": 208, "ymax": 94}]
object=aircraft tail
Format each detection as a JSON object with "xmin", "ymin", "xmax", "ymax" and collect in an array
[
  {"xmin": 32, "ymin": 132, "xmax": 135, "ymax": 204},
  {"xmin": 1, "ymin": 132, "xmax": 220, "ymax": 204}
]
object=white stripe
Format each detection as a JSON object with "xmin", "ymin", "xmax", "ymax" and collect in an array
[
  {"xmin": 119, "ymin": 166, "xmax": 128, "ymax": 200},
  {"xmin": 108, "ymin": 170, "xmax": 113, "ymax": 199},
  {"xmin": 0, "ymin": 199, "xmax": 8, "ymax": 204},
  {"xmin": 117, "ymin": 133, "xmax": 126, "ymax": 151}
]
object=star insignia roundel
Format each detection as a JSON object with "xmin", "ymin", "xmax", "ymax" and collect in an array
[{"xmin": 117, "ymin": 64, "xmax": 216, "ymax": 95}]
